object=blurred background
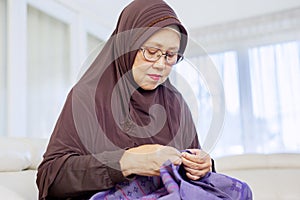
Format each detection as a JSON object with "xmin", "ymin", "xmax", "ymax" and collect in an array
[{"xmin": 1, "ymin": 0, "xmax": 300, "ymax": 158}]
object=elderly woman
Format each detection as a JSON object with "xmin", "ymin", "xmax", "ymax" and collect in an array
[{"xmin": 36, "ymin": 0, "xmax": 252, "ymax": 199}]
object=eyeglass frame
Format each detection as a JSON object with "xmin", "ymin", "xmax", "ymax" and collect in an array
[{"xmin": 139, "ymin": 46, "xmax": 184, "ymax": 65}]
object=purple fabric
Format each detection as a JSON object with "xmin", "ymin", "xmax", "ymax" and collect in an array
[{"xmin": 90, "ymin": 162, "xmax": 252, "ymax": 200}]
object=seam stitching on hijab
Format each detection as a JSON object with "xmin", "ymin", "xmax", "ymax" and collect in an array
[
  {"xmin": 147, "ymin": 16, "xmax": 179, "ymax": 27},
  {"xmin": 130, "ymin": 15, "xmax": 180, "ymax": 51}
]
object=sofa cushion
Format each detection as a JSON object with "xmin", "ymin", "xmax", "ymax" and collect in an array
[
  {"xmin": 0, "ymin": 185, "xmax": 25, "ymax": 200},
  {"xmin": 219, "ymin": 168, "xmax": 300, "ymax": 199},
  {"xmin": 0, "ymin": 137, "xmax": 31, "ymax": 172},
  {"xmin": 215, "ymin": 153, "xmax": 300, "ymax": 200},
  {"xmin": 0, "ymin": 137, "xmax": 48, "ymax": 171},
  {"xmin": 0, "ymin": 170, "xmax": 38, "ymax": 200},
  {"xmin": 215, "ymin": 153, "xmax": 300, "ymax": 171},
  {"xmin": 24, "ymin": 138, "xmax": 48, "ymax": 170}
]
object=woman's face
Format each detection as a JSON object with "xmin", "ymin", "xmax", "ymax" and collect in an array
[{"xmin": 132, "ymin": 27, "xmax": 181, "ymax": 90}]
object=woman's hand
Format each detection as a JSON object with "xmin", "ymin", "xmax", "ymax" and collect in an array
[
  {"xmin": 181, "ymin": 149, "xmax": 212, "ymax": 180},
  {"xmin": 120, "ymin": 144, "xmax": 181, "ymax": 177}
]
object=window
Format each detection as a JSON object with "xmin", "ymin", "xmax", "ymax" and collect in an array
[
  {"xmin": 27, "ymin": 6, "xmax": 71, "ymax": 137},
  {"xmin": 210, "ymin": 52, "xmax": 243, "ymax": 155},
  {"xmin": 173, "ymin": 41, "xmax": 300, "ymax": 157},
  {"xmin": 249, "ymin": 41, "xmax": 300, "ymax": 152},
  {"xmin": 188, "ymin": 7, "xmax": 300, "ymax": 157},
  {"xmin": 2, "ymin": 1, "xmax": 110, "ymax": 138},
  {"xmin": 76, "ymin": 33, "xmax": 104, "ymax": 81},
  {"xmin": 171, "ymin": 58, "xmax": 213, "ymax": 145},
  {"xmin": 175, "ymin": 51, "xmax": 242, "ymax": 156},
  {"xmin": 171, "ymin": 52, "xmax": 241, "ymax": 155},
  {"xmin": 87, "ymin": 33, "xmax": 103, "ymax": 55},
  {"xmin": 0, "ymin": 0, "xmax": 6, "ymax": 136}
]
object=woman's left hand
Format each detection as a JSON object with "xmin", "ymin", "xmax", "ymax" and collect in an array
[{"xmin": 181, "ymin": 149, "xmax": 212, "ymax": 180}]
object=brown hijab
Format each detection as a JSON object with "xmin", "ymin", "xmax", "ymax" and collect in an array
[
  {"xmin": 70, "ymin": 0, "xmax": 199, "ymax": 152},
  {"xmin": 37, "ymin": 0, "xmax": 199, "ymax": 198}
]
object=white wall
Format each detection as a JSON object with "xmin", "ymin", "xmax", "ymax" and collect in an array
[
  {"xmin": 54, "ymin": 0, "xmax": 300, "ymax": 31},
  {"xmin": 167, "ymin": 0, "xmax": 300, "ymax": 29}
]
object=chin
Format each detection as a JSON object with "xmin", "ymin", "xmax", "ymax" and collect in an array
[{"xmin": 140, "ymin": 84, "xmax": 159, "ymax": 90}]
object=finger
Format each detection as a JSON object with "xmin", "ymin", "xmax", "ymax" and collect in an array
[
  {"xmin": 181, "ymin": 156, "xmax": 201, "ymax": 169},
  {"xmin": 181, "ymin": 152, "xmax": 207, "ymax": 165},
  {"xmin": 183, "ymin": 165, "xmax": 209, "ymax": 177},
  {"xmin": 185, "ymin": 149, "xmax": 210, "ymax": 160},
  {"xmin": 186, "ymin": 149, "xmax": 208, "ymax": 157},
  {"xmin": 174, "ymin": 157, "xmax": 182, "ymax": 165},
  {"xmin": 182, "ymin": 150, "xmax": 212, "ymax": 166},
  {"xmin": 182, "ymin": 157, "xmax": 211, "ymax": 171},
  {"xmin": 185, "ymin": 171, "xmax": 201, "ymax": 181}
]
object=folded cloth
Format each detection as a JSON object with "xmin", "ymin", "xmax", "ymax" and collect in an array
[{"xmin": 90, "ymin": 161, "xmax": 252, "ymax": 200}]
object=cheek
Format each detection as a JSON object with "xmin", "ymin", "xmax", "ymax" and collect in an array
[
  {"xmin": 158, "ymin": 67, "xmax": 172, "ymax": 84},
  {"xmin": 132, "ymin": 67, "xmax": 143, "ymax": 82},
  {"xmin": 132, "ymin": 53, "xmax": 145, "ymax": 80},
  {"xmin": 162, "ymin": 67, "xmax": 172, "ymax": 79},
  {"xmin": 132, "ymin": 62, "xmax": 152, "ymax": 86}
]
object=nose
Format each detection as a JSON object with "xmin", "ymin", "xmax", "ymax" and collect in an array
[{"xmin": 153, "ymin": 55, "xmax": 166, "ymax": 70}]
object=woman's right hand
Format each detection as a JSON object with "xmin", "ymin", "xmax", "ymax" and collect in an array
[{"xmin": 120, "ymin": 144, "xmax": 181, "ymax": 177}]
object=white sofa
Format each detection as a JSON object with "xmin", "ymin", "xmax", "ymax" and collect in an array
[
  {"xmin": 0, "ymin": 137, "xmax": 300, "ymax": 200},
  {"xmin": 0, "ymin": 137, "xmax": 48, "ymax": 200},
  {"xmin": 215, "ymin": 153, "xmax": 300, "ymax": 200}
]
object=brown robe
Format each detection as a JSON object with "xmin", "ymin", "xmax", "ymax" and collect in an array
[{"xmin": 36, "ymin": 0, "xmax": 200, "ymax": 199}]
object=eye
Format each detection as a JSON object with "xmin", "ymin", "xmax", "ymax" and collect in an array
[
  {"xmin": 167, "ymin": 51, "xmax": 177, "ymax": 58},
  {"xmin": 147, "ymin": 47, "xmax": 159, "ymax": 55}
]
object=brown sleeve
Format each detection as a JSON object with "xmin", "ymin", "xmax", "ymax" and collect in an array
[
  {"xmin": 45, "ymin": 150, "xmax": 126, "ymax": 199},
  {"xmin": 36, "ymin": 90, "xmax": 128, "ymax": 199}
]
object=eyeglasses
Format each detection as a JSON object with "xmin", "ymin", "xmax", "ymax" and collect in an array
[{"xmin": 140, "ymin": 46, "xmax": 183, "ymax": 65}]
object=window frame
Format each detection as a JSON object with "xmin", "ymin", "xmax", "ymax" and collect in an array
[{"xmin": 4, "ymin": 0, "xmax": 109, "ymax": 137}]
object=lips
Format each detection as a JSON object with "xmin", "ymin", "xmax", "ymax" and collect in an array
[{"xmin": 148, "ymin": 74, "xmax": 162, "ymax": 81}]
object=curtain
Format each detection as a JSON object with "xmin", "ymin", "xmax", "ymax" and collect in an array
[
  {"xmin": 249, "ymin": 41, "xmax": 300, "ymax": 152},
  {"xmin": 172, "ymin": 52, "xmax": 242, "ymax": 156},
  {"xmin": 210, "ymin": 52, "xmax": 243, "ymax": 155},
  {"xmin": 27, "ymin": 6, "xmax": 71, "ymax": 138},
  {"xmin": 172, "ymin": 42, "xmax": 300, "ymax": 157},
  {"xmin": 184, "ymin": 8, "xmax": 300, "ymax": 157},
  {"xmin": 171, "ymin": 58, "xmax": 212, "ymax": 142},
  {"xmin": 0, "ymin": 0, "xmax": 6, "ymax": 136}
]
